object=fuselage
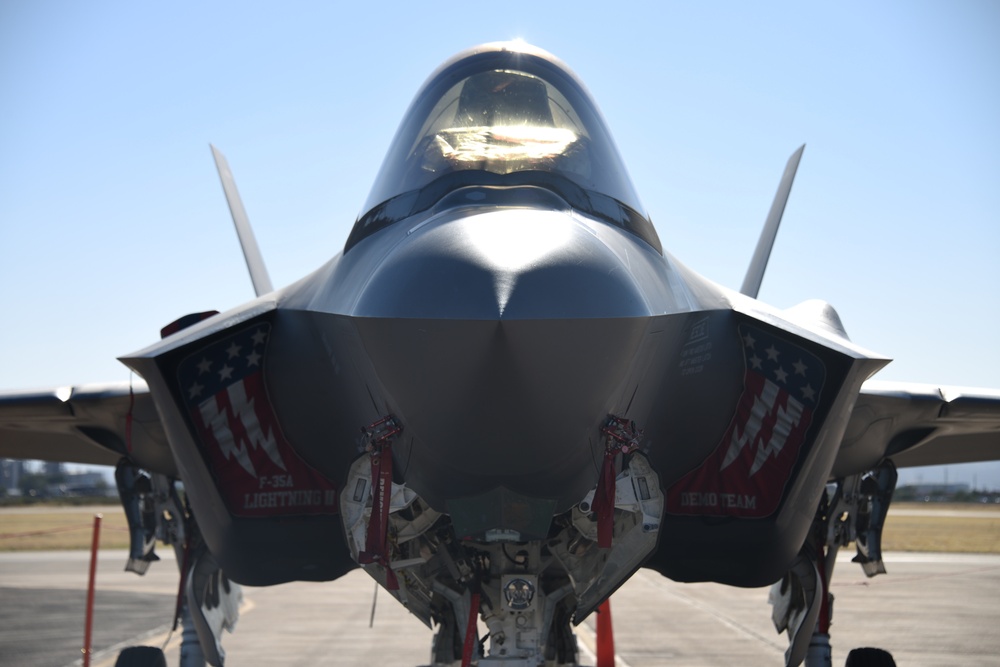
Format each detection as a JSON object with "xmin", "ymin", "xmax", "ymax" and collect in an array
[{"xmin": 123, "ymin": 43, "xmax": 883, "ymax": 595}]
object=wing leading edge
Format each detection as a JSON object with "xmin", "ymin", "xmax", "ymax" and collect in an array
[
  {"xmin": 0, "ymin": 382, "xmax": 175, "ymax": 477},
  {"xmin": 833, "ymin": 380, "xmax": 1000, "ymax": 479}
]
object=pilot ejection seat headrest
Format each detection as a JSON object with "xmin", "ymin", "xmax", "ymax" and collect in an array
[{"xmin": 456, "ymin": 70, "xmax": 555, "ymax": 127}]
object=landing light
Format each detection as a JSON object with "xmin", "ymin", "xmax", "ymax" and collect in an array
[{"xmin": 485, "ymin": 528, "xmax": 522, "ymax": 542}]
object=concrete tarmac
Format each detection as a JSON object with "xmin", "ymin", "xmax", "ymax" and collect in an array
[{"xmin": 1, "ymin": 549, "xmax": 998, "ymax": 666}]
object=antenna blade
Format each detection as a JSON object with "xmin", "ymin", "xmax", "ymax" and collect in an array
[
  {"xmin": 739, "ymin": 144, "xmax": 805, "ymax": 299},
  {"xmin": 210, "ymin": 144, "xmax": 274, "ymax": 297}
]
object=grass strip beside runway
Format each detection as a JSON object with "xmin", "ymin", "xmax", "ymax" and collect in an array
[
  {"xmin": 0, "ymin": 507, "xmax": 131, "ymax": 551},
  {"xmin": 0, "ymin": 502, "xmax": 998, "ymax": 552},
  {"xmin": 882, "ymin": 513, "xmax": 1000, "ymax": 553}
]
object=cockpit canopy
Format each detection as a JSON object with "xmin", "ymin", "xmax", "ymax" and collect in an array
[{"xmin": 347, "ymin": 42, "xmax": 660, "ymax": 253}]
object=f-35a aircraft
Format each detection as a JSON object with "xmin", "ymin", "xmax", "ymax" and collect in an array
[{"xmin": 2, "ymin": 42, "xmax": 999, "ymax": 667}]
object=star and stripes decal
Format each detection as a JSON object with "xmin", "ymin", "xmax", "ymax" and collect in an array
[
  {"xmin": 666, "ymin": 324, "xmax": 826, "ymax": 518},
  {"xmin": 177, "ymin": 323, "xmax": 337, "ymax": 517}
]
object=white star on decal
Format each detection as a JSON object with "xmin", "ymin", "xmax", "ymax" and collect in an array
[
  {"xmin": 252, "ymin": 329, "xmax": 267, "ymax": 346},
  {"xmin": 793, "ymin": 359, "xmax": 807, "ymax": 376},
  {"xmin": 226, "ymin": 342, "xmax": 241, "ymax": 359},
  {"xmin": 801, "ymin": 384, "xmax": 816, "ymax": 401},
  {"xmin": 196, "ymin": 358, "xmax": 211, "ymax": 375},
  {"xmin": 188, "ymin": 382, "xmax": 203, "ymax": 399},
  {"xmin": 219, "ymin": 365, "xmax": 234, "ymax": 381},
  {"xmin": 774, "ymin": 367, "xmax": 788, "ymax": 383},
  {"xmin": 247, "ymin": 350, "xmax": 262, "ymax": 367},
  {"xmin": 765, "ymin": 345, "xmax": 780, "ymax": 361},
  {"xmin": 743, "ymin": 332, "xmax": 756, "ymax": 348},
  {"xmin": 750, "ymin": 354, "xmax": 763, "ymax": 370}
]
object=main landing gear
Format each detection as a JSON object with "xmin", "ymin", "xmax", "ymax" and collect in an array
[
  {"xmin": 114, "ymin": 461, "xmax": 242, "ymax": 667},
  {"xmin": 770, "ymin": 461, "xmax": 898, "ymax": 667}
]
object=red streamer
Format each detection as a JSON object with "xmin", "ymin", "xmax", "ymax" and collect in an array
[
  {"xmin": 358, "ymin": 442, "xmax": 398, "ymax": 590},
  {"xmin": 461, "ymin": 591, "xmax": 481, "ymax": 667},
  {"xmin": 593, "ymin": 449, "xmax": 616, "ymax": 548}
]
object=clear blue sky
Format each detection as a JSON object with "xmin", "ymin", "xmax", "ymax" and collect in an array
[{"xmin": 1, "ymin": 1, "xmax": 998, "ymax": 488}]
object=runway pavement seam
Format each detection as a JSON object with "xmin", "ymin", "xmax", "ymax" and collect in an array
[
  {"xmin": 66, "ymin": 597, "xmax": 257, "ymax": 667},
  {"xmin": 7, "ymin": 551, "xmax": 996, "ymax": 666},
  {"xmin": 636, "ymin": 570, "xmax": 785, "ymax": 654},
  {"xmin": 576, "ymin": 620, "xmax": 634, "ymax": 667},
  {"xmin": 839, "ymin": 563, "xmax": 1000, "ymax": 586},
  {"xmin": 63, "ymin": 623, "xmax": 171, "ymax": 667}
]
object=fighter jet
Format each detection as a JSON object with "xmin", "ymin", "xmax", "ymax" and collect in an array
[{"xmin": 2, "ymin": 42, "xmax": 999, "ymax": 667}]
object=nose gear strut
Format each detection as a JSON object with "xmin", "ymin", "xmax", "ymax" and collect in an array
[{"xmin": 339, "ymin": 415, "xmax": 664, "ymax": 666}]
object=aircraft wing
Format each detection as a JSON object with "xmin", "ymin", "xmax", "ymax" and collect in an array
[
  {"xmin": 832, "ymin": 380, "xmax": 1000, "ymax": 478},
  {"xmin": 0, "ymin": 382, "xmax": 177, "ymax": 477}
]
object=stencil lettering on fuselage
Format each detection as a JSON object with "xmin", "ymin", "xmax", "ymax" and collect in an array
[{"xmin": 678, "ymin": 316, "xmax": 713, "ymax": 376}]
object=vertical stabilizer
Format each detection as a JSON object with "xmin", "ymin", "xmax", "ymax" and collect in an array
[
  {"xmin": 739, "ymin": 145, "xmax": 805, "ymax": 299},
  {"xmin": 210, "ymin": 145, "xmax": 275, "ymax": 297}
]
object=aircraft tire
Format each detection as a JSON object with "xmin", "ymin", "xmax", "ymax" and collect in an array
[
  {"xmin": 114, "ymin": 645, "xmax": 168, "ymax": 667},
  {"xmin": 844, "ymin": 647, "xmax": 897, "ymax": 667}
]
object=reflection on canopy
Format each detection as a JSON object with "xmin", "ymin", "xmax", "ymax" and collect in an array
[
  {"xmin": 414, "ymin": 69, "xmax": 590, "ymax": 179},
  {"xmin": 348, "ymin": 43, "xmax": 660, "ymax": 253}
]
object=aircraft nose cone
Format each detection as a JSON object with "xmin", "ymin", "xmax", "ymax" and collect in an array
[{"xmin": 354, "ymin": 208, "xmax": 651, "ymax": 319}]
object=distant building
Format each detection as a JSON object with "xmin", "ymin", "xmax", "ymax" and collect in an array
[
  {"xmin": 62, "ymin": 471, "xmax": 113, "ymax": 496},
  {"xmin": 1, "ymin": 459, "xmax": 26, "ymax": 494},
  {"xmin": 895, "ymin": 482, "xmax": 976, "ymax": 502},
  {"xmin": 907, "ymin": 483, "xmax": 970, "ymax": 496},
  {"xmin": 43, "ymin": 461, "xmax": 64, "ymax": 477},
  {"xmin": 1, "ymin": 459, "xmax": 113, "ymax": 498}
]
